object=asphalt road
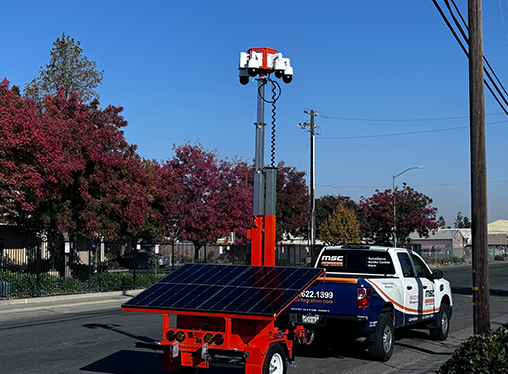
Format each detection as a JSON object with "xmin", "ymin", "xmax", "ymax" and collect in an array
[{"xmin": 0, "ymin": 262, "xmax": 507, "ymax": 374}]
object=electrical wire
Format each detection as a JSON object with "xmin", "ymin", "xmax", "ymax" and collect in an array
[
  {"xmin": 497, "ymin": 0, "xmax": 508, "ymax": 48},
  {"xmin": 317, "ymin": 179, "xmax": 508, "ymax": 189},
  {"xmin": 432, "ymin": 0, "xmax": 508, "ymax": 116},
  {"xmin": 318, "ymin": 119, "xmax": 508, "ymax": 140}
]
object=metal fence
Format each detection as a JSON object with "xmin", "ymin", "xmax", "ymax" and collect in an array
[
  {"xmin": 407, "ymin": 243, "xmax": 508, "ymax": 264},
  {"xmin": 0, "ymin": 236, "xmax": 320, "ymax": 299}
]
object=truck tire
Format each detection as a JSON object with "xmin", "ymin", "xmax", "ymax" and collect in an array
[
  {"xmin": 368, "ymin": 313, "xmax": 394, "ymax": 362},
  {"xmin": 263, "ymin": 343, "xmax": 287, "ymax": 374},
  {"xmin": 429, "ymin": 303, "xmax": 450, "ymax": 341}
]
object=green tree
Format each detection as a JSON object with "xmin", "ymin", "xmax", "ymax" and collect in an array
[
  {"xmin": 438, "ymin": 216, "xmax": 446, "ymax": 228},
  {"xmin": 319, "ymin": 204, "xmax": 360, "ymax": 245},
  {"xmin": 463, "ymin": 216, "xmax": 471, "ymax": 228},
  {"xmin": 316, "ymin": 195, "xmax": 369, "ymax": 239},
  {"xmin": 24, "ymin": 33, "xmax": 103, "ymax": 103},
  {"xmin": 454, "ymin": 211, "xmax": 471, "ymax": 228}
]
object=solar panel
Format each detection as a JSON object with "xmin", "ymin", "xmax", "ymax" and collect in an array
[{"xmin": 122, "ymin": 264, "xmax": 323, "ymax": 317}]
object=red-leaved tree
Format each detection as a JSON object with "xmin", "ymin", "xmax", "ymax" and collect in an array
[
  {"xmin": 167, "ymin": 143, "xmax": 251, "ymax": 261},
  {"xmin": 0, "ymin": 79, "xmax": 151, "ymax": 240},
  {"xmin": 275, "ymin": 162, "xmax": 311, "ymax": 241},
  {"xmin": 359, "ymin": 186, "xmax": 438, "ymax": 246}
]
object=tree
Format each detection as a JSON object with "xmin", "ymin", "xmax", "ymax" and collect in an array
[
  {"xmin": 359, "ymin": 186, "xmax": 438, "ymax": 245},
  {"xmin": 316, "ymin": 194, "xmax": 369, "ymax": 239},
  {"xmin": 0, "ymin": 79, "xmax": 150, "ymax": 240},
  {"xmin": 24, "ymin": 33, "xmax": 103, "ymax": 103},
  {"xmin": 168, "ymin": 143, "xmax": 251, "ymax": 261},
  {"xmin": 463, "ymin": 216, "xmax": 471, "ymax": 228},
  {"xmin": 454, "ymin": 211, "xmax": 472, "ymax": 228},
  {"xmin": 438, "ymin": 216, "xmax": 447, "ymax": 228},
  {"xmin": 275, "ymin": 162, "xmax": 311, "ymax": 241},
  {"xmin": 319, "ymin": 204, "xmax": 360, "ymax": 245}
]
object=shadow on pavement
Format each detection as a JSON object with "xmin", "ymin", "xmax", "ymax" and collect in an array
[
  {"xmin": 83, "ymin": 323, "xmax": 155, "ymax": 342},
  {"xmin": 80, "ymin": 350, "xmax": 243, "ymax": 373}
]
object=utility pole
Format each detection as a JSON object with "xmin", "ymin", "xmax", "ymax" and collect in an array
[
  {"xmin": 468, "ymin": 0, "xmax": 490, "ymax": 334},
  {"xmin": 299, "ymin": 110, "xmax": 319, "ymax": 255}
]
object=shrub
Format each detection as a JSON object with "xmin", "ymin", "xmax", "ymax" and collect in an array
[
  {"xmin": 89, "ymin": 271, "xmax": 166, "ymax": 292},
  {"xmin": 437, "ymin": 326, "xmax": 508, "ymax": 374},
  {"xmin": 0, "ymin": 269, "xmax": 166, "ymax": 297}
]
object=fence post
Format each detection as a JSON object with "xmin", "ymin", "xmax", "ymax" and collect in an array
[
  {"xmin": 36, "ymin": 240, "xmax": 41, "ymax": 297},
  {"xmin": 171, "ymin": 240, "xmax": 175, "ymax": 270}
]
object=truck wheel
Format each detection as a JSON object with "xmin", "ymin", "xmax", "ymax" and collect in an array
[
  {"xmin": 368, "ymin": 313, "xmax": 394, "ymax": 362},
  {"xmin": 430, "ymin": 304, "xmax": 450, "ymax": 341},
  {"xmin": 263, "ymin": 343, "xmax": 287, "ymax": 374}
]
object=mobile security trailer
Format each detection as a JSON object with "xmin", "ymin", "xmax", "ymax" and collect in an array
[{"xmin": 122, "ymin": 263, "xmax": 323, "ymax": 374}]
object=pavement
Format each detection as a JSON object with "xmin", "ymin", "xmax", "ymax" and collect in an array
[{"xmin": 0, "ymin": 289, "xmax": 145, "ymax": 315}]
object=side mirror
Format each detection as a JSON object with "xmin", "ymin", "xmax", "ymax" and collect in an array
[{"xmin": 432, "ymin": 269, "xmax": 443, "ymax": 280}]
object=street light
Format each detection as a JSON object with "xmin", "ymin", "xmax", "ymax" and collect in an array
[{"xmin": 392, "ymin": 166, "xmax": 424, "ymax": 247}]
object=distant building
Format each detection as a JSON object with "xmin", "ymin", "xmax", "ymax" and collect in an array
[
  {"xmin": 408, "ymin": 229, "xmax": 466, "ymax": 253},
  {"xmin": 488, "ymin": 219, "xmax": 508, "ymax": 234}
]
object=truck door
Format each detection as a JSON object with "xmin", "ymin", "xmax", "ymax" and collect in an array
[
  {"xmin": 396, "ymin": 252, "xmax": 419, "ymax": 325},
  {"xmin": 410, "ymin": 253, "xmax": 436, "ymax": 321}
]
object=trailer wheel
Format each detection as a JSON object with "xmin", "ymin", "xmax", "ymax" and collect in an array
[
  {"xmin": 429, "ymin": 303, "xmax": 450, "ymax": 341},
  {"xmin": 263, "ymin": 343, "xmax": 287, "ymax": 374},
  {"xmin": 368, "ymin": 313, "xmax": 394, "ymax": 362}
]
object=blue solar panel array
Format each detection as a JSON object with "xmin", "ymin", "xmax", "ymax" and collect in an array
[{"xmin": 122, "ymin": 263, "xmax": 323, "ymax": 317}]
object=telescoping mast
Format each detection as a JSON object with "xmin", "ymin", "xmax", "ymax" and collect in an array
[{"xmin": 121, "ymin": 48, "xmax": 322, "ymax": 374}]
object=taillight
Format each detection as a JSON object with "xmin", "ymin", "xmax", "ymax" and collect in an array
[
  {"xmin": 204, "ymin": 333, "xmax": 214, "ymax": 344},
  {"xmin": 357, "ymin": 286, "xmax": 372, "ymax": 309},
  {"xmin": 213, "ymin": 334, "xmax": 224, "ymax": 346},
  {"xmin": 175, "ymin": 331, "xmax": 186, "ymax": 342},
  {"xmin": 166, "ymin": 330, "xmax": 176, "ymax": 342}
]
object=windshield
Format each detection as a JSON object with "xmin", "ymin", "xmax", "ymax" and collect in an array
[{"xmin": 317, "ymin": 250, "xmax": 395, "ymax": 275}]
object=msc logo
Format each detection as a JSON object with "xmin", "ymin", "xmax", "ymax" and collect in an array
[
  {"xmin": 321, "ymin": 255, "xmax": 344, "ymax": 261},
  {"xmin": 425, "ymin": 290, "xmax": 435, "ymax": 298}
]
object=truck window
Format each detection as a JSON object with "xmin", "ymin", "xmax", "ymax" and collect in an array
[
  {"xmin": 397, "ymin": 253, "xmax": 414, "ymax": 278},
  {"xmin": 411, "ymin": 254, "xmax": 433, "ymax": 279},
  {"xmin": 317, "ymin": 250, "xmax": 395, "ymax": 275}
]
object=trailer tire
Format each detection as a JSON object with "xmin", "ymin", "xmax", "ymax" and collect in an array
[
  {"xmin": 368, "ymin": 313, "xmax": 394, "ymax": 362},
  {"xmin": 429, "ymin": 303, "xmax": 450, "ymax": 341},
  {"xmin": 263, "ymin": 343, "xmax": 287, "ymax": 374}
]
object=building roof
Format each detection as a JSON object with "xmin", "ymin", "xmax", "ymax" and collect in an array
[
  {"xmin": 409, "ymin": 229, "xmax": 463, "ymax": 241},
  {"xmin": 488, "ymin": 220, "xmax": 508, "ymax": 234}
]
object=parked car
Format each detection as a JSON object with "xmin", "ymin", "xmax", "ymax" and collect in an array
[{"xmin": 113, "ymin": 251, "xmax": 168, "ymax": 269}]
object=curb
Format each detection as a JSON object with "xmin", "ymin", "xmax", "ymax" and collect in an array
[{"xmin": 0, "ymin": 289, "xmax": 144, "ymax": 314}]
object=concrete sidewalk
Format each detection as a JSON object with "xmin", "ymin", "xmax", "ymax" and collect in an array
[{"xmin": 0, "ymin": 289, "xmax": 144, "ymax": 315}]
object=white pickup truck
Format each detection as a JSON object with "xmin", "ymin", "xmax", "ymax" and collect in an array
[{"xmin": 283, "ymin": 244, "xmax": 453, "ymax": 361}]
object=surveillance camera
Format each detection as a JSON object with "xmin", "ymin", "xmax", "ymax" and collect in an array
[
  {"xmin": 274, "ymin": 70, "xmax": 283, "ymax": 79},
  {"xmin": 248, "ymin": 68, "xmax": 258, "ymax": 77},
  {"xmin": 239, "ymin": 76, "xmax": 250, "ymax": 85},
  {"xmin": 282, "ymin": 75, "xmax": 292, "ymax": 84}
]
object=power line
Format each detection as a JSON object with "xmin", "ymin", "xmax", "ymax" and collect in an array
[
  {"xmin": 497, "ymin": 0, "xmax": 508, "ymax": 48},
  {"xmin": 432, "ymin": 0, "xmax": 508, "ymax": 116},
  {"xmin": 314, "ymin": 112, "xmax": 503, "ymax": 123},
  {"xmin": 317, "ymin": 119, "xmax": 508, "ymax": 140},
  {"xmin": 317, "ymin": 179, "xmax": 508, "ymax": 189}
]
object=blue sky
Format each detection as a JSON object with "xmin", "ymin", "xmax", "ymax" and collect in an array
[{"xmin": 2, "ymin": 1, "xmax": 508, "ymax": 225}]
